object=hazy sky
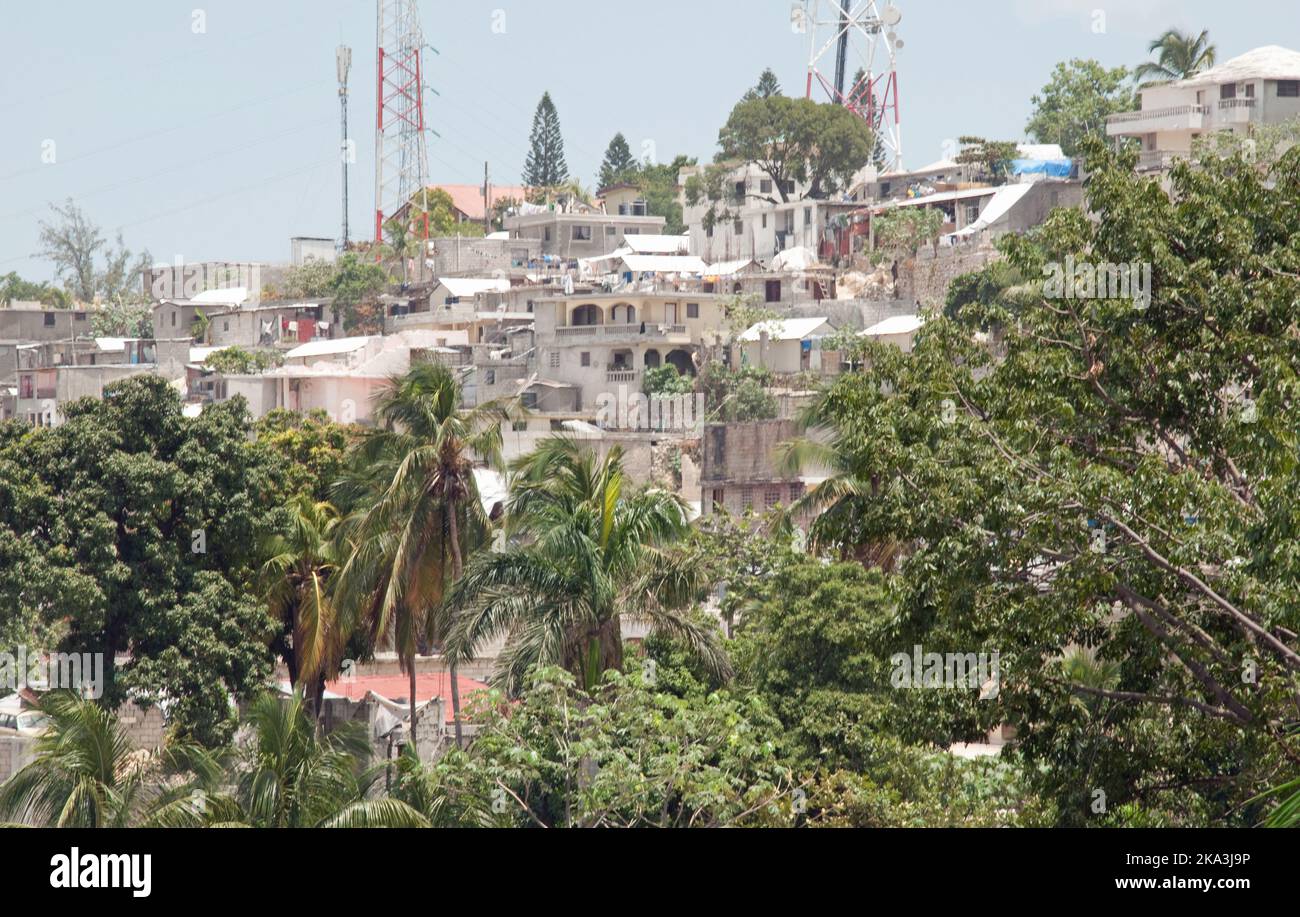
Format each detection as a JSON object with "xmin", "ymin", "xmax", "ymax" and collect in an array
[{"xmin": 2, "ymin": 0, "xmax": 1296, "ymax": 283}]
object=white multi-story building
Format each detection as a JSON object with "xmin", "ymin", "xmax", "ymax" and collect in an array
[{"xmin": 1107, "ymin": 45, "xmax": 1300, "ymax": 171}]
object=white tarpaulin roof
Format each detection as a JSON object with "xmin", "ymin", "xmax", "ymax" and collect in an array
[
  {"xmin": 621, "ymin": 234, "xmax": 691, "ymax": 255},
  {"xmin": 437, "ymin": 277, "xmax": 511, "ymax": 297},
  {"xmin": 705, "ymin": 259, "xmax": 759, "ymax": 277},
  {"xmin": 284, "ymin": 336, "xmax": 375, "ymax": 360},
  {"xmin": 191, "ymin": 287, "xmax": 248, "ymax": 306},
  {"xmin": 771, "ymin": 247, "xmax": 819, "ymax": 272},
  {"xmin": 861, "ymin": 315, "xmax": 924, "ymax": 337},
  {"xmin": 946, "ymin": 183, "xmax": 1034, "ymax": 237},
  {"xmin": 739, "ymin": 316, "xmax": 830, "ymax": 343},
  {"xmin": 619, "ymin": 254, "xmax": 708, "ymax": 274}
]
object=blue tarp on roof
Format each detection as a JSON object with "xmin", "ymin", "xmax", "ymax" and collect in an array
[{"xmin": 1011, "ymin": 158, "xmax": 1074, "ymax": 178}]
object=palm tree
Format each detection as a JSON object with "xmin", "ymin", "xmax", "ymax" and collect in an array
[
  {"xmin": 445, "ymin": 437, "xmax": 732, "ymax": 696},
  {"xmin": 776, "ymin": 389, "xmax": 904, "ymax": 569},
  {"xmin": 334, "ymin": 362, "xmax": 512, "ymax": 748},
  {"xmin": 260, "ymin": 495, "xmax": 347, "ymax": 717},
  {"xmin": 0, "ymin": 692, "xmax": 219, "ymax": 828},
  {"xmin": 228, "ymin": 692, "xmax": 428, "ymax": 828},
  {"xmin": 1134, "ymin": 29, "xmax": 1217, "ymax": 85}
]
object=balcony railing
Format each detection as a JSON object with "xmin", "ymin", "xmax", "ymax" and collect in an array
[
  {"xmin": 607, "ymin": 370, "xmax": 638, "ymax": 384},
  {"xmin": 1136, "ymin": 149, "xmax": 1184, "ymax": 172},
  {"xmin": 1107, "ymin": 104, "xmax": 1209, "ymax": 125},
  {"xmin": 1218, "ymin": 97, "xmax": 1256, "ymax": 109},
  {"xmin": 555, "ymin": 323, "xmax": 688, "ymax": 340}
]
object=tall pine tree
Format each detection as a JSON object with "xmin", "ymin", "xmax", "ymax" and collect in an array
[
  {"xmin": 523, "ymin": 92, "xmax": 569, "ymax": 189},
  {"xmin": 597, "ymin": 133, "xmax": 637, "ymax": 190},
  {"xmin": 742, "ymin": 68, "xmax": 783, "ymax": 101}
]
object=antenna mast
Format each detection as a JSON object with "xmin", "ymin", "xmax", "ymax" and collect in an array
[
  {"xmin": 374, "ymin": 0, "xmax": 430, "ymax": 243},
  {"xmin": 799, "ymin": 1, "xmax": 904, "ymax": 171},
  {"xmin": 337, "ymin": 45, "xmax": 352, "ymax": 250}
]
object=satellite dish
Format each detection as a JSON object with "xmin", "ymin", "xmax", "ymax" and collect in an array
[
  {"xmin": 881, "ymin": 5, "xmax": 902, "ymax": 26},
  {"xmin": 894, "ymin": 39, "xmax": 905, "ymax": 49}
]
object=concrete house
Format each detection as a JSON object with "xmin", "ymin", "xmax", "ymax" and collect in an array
[
  {"xmin": 1106, "ymin": 45, "xmax": 1300, "ymax": 171},
  {"xmin": 532, "ymin": 292, "xmax": 731, "ymax": 410},
  {"xmin": 700, "ymin": 420, "xmax": 810, "ymax": 518},
  {"xmin": 736, "ymin": 316, "xmax": 835, "ymax": 375},
  {"xmin": 506, "ymin": 210, "xmax": 666, "ymax": 260}
]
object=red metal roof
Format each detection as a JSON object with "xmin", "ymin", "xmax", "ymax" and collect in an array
[
  {"xmin": 324, "ymin": 671, "xmax": 491, "ymax": 724},
  {"xmin": 431, "ymin": 184, "xmax": 529, "ymax": 223}
]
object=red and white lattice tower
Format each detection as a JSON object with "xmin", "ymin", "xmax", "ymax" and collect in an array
[
  {"xmin": 374, "ymin": 0, "xmax": 429, "ymax": 242},
  {"xmin": 797, "ymin": 1, "xmax": 903, "ymax": 171}
]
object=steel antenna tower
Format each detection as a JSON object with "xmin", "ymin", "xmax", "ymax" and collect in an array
[
  {"xmin": 799, "ymin": 0, "xmax": 904, "ymax": 171},
  {"xmin": 374, "ymin": 0, "xmax": 430, "ymax": 243},
  {"xmin": 337, "ymin": 45, "xmax": 352, "ymax": 250}
]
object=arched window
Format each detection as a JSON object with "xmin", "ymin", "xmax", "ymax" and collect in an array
[{"xmin": 572, "ymin": 304, "xmax": 603, "ymax": 326}]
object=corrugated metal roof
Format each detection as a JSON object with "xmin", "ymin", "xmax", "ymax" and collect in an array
[
  {"xmin": 739, "ymin": 317, "xmax": 831, "ymax": 343},
  {"xmin": 284, "ymin": 336, "xmax": 375, "ymax": 360},
  {"xmin": 861, "ymin": 315, "xmax": 924, "ymax": 336},
  {"xmin": 437, "ymin": 276, "xmax": 511, "ymax": 297},
  {"xmin": 1171, "ymin": 45, "xmax": 1300, "ymax": 88}
]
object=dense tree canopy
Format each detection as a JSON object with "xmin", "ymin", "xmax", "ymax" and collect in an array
[{"xmin": 717, "ymin": 96, "xmax": 874, "ymax": 201}]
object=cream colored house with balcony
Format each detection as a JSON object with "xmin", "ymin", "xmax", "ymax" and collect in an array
[
  {"xmin": 532, "ymin": 293, "xmax": 730, "ymax": 410},
  {"xmin": 1107, "ymin": 45, "xmax": 1300, "ymax": 171}
]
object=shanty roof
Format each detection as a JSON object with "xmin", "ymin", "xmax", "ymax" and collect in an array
[
  {"xmin": 190, "ymin": 287, "xmax": 248, "ymax": 306},
  {"xmin": 475, "ymin": 311, "xmax": 533, "ymax": 322},
  {"xmin": 705, "ymin": 259, "xmax": 760, "ymax": 277},
  {"xmin": 437, "ymin": 276, "xmax": 512, "ymax": 298},
  {"xmin": 947, "ymin": 183, "xmax": 1034, "ymax": 237},
  {"xmin": 1171, "ymin": 45, "xmax": 1300, "ymax": 88},
  {"xmin": 317, "ymin": 672, "xmax": 492, "ymax": 725},
  {"xmin": 861, "ymin": 315, "xmax": 924, "ymax": 337},
  {"xmin": 881, "ymin": 186, "xmax": 999, "ymax": 210},
  {"xmin": 620, "ymin": 234, "xmax": 692, "ymax": 255},
  {"xmin": 619, "ymin": 254, "xmax": 708, "ymax": 274},
  {"xmin": 738, "ymin": 317, "xmax": 831, "ymax": 343},
  {"xmin": 189, "ymin": 345, "xmax": 232, "ymax": 363},
  {"xmin": 430, "ymin": 183, "xmax": 528, "ymax": 222},
  {"xmin": 284, "ymin": 336, "xmax": 375, "ymax": 360},
  {"xmin": 881, "ymin": 157, "xmax": 959, "ymax": 178},
  {"xmin": 94, "ymin": 337, "xmax": 127, "ymax": 352}
]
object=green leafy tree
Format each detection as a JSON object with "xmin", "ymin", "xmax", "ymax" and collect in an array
[
  {"xmin": 446, "ymin": 437, "xmax": 732, "ymax": 695},
  {"xmin": 873, "ymin": 207, "xmax": 945, "ymax": 257},
  {"xmin": 1135, "ymin": 28, "xmax": 1216, "ymax": 85},
  {"xmin": 955, "ymin": 136, "xmax": 1020, "ymax": 185},
  {"xmin": 522, "ymin": 91, "xmax": 569, "ymax": 189},
  {"xmin": 643, "ymin": 365, "xmax": 694, "ymax": 397},
  {"xmin": 717, "ymin": 96, "xmax": 874, "ymax": 201},
  {"xmin": 782, "ymin": 139, "xmax": 1300, "ymax": 825},
  {"xmin": 1026, "ymin": 59, "xmax": 1136, "ymax": 157},
  {"xmin": 328, "ymin": 252, "xmax": 388, "ymax": 334},
  {"xmin": 206, "ymin": 346, "xmax": 282, "ymax": 376},
  {"xmin": 395, "ymin": 667, "xmax": 798, "ymax": 828},
  {"xmin": 37, "ymin": 199, "xmax": 149, "ymax": 305},
  {"xmin": 636, "ymin": 154, "xmax": 695, "ymax": 234},
  {"xmin": 0, "ymin": 377, "xmax": 277, "ymax": 745},
  {"xmin": 0, "ymin": 272, "xmax": 69, "ymax": 307}
]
